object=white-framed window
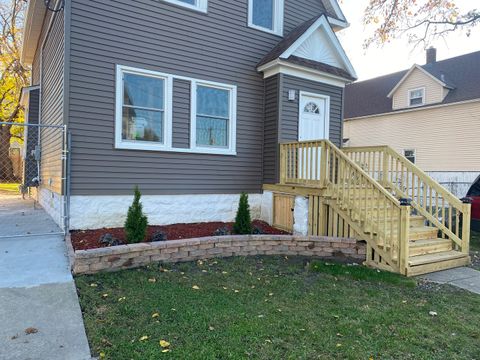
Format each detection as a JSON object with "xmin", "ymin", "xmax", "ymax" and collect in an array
[
  {"xmin": 248, "ymin": 0, "xmax": 284, "ymax": 36},
  {"xmin": 403, "ymin": 149, "xmax": 416, "ymax": 164},
  {"xmin": 408, "ymin": 87, "xmax": 425, "ymax": 107},
  {"xmin": 115, "ymin": 65, "xmax": 237, "ymax": 156},
  {"xmin": 115, "ymin": 65, "xmax": 173, "ymax": 151},
  {"xmin": 163, "ymin": 0, "xmax": 208, "ymax": 12},
  {"xmin": 191, "ymin": 81, "xmax": 237, "ymax": 155}
]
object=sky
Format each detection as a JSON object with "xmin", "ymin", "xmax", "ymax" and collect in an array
[{"xmin": 336, "ymin": 0, "xmax": 480, "ymax": 81}]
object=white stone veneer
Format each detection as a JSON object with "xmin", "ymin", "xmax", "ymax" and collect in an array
[
  {"xmin": 70, "ymin": 193, "xmax": 274, "ymax": 230},
  {"xmin": 37, "ymin": 187, "xmax": 64, "ymax": 228},
  {"xmin": 293, "ymin": 196, "xmax": 309, "ymax": 236}
]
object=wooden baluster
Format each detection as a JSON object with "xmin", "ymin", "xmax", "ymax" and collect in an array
[
  {"xmin": 462, "ymin": 201, "xmax": 471, "ymax": 255},
  {"xmin": 441, "ymin": 198, "xmax": 446, "ymax": 239},
  {"xmin": 399, "ymin": 205, "xmax": 410, "ymax": 275}
]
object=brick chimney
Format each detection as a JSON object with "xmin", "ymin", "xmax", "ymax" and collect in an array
[{"xmin": 426, "ymin": 47, "xmax": 437, "ymax": 64}]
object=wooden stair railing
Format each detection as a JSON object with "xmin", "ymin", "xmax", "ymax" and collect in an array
[
  {"xmin": 343, "ymin": 146, "xmax": 471, "ymax": 255},
  {"xmin": 279, "ymin": 140, "xmax": 411, "ymax": 273}
]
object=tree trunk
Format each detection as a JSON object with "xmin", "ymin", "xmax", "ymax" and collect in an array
[{"xmin": 0, "ymin": 125, "xmax": 16, "ymax": 182}]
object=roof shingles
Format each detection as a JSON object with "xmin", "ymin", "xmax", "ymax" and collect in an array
[{"xmin": 345, "ymin": 50, "xmax": 480, "ymax": 119}]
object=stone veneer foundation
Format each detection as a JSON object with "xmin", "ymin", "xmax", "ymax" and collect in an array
[{"xmin": 72, "ymin": 235, "xmax": 366, "ymax": 275}]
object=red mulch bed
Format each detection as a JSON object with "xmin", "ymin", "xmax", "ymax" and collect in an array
[{"xmin": 70, "ymin": 220, "xmax": 289, "ymax": 251}]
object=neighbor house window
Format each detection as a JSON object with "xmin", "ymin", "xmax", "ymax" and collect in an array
[
  {"xmin": 409, "ymin": 88, "xmax": 424, "ymax": 107},
  {"xmin": 163, "ymin": 0, "xmax": 208, "ymax": 12},
  {"xmin": 248, "ymin": 0, "xmax": 284, "ymax": 36},
  {"xmin": 404, "ymin": 149, "xmax": 416, "ymax": 164},
  {"xmin": 116, "ymin": 66, "xmax": 172, "ymax": 151},
  {"xmin": 191, "ymin": 81, "xmax": 237, "ymax": 155}
]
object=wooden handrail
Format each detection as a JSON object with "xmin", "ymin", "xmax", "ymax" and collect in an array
[
  {"xmin": 343, "ymin": 145, "xmax": 470, "ymax": 252},
  {"xmin": 279, "ymin": 140, "xmax": 405, "ymax": 272}
]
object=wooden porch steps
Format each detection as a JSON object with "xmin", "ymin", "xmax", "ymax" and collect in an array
[
  {"xmin": 407, "ymin": 251, "xmax": 470, "ymax": 276},
  {"xmin": 409, "ymin": 238, "xmax": 452, "ymax": 256}
]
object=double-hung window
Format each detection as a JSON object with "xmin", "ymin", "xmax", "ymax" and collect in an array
[
  {"xmin": 409, "ymin": 88, "xmax": 425, "ymax": 107},
  {"xmin": 248, "ymin": 0, "xmax": 284, "ymax": 36},
  {"xmin": 116, "ymin": 66, "xmax": 172, "ymax": 151},
  {"xmin": 191, "ymin": 81, "xmax": 237, "ymax": 155},
  {"xmin": 163, "ymin": 0, "xmax": 208, "ymax": 12}
]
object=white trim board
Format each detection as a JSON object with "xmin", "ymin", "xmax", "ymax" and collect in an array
[
  {"xmin": 163, "ymin": 0, "xmax": 208, "ymax": 13},
  {"xmin": 259, "ymin": 59, "xmax": 351, "ymax": 88}
]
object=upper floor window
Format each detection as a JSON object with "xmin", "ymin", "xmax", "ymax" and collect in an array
[
  {"xmin": 409, "ymin": 88, "xmax": 425, "ymax": 107},
  {"xmin": 248, "ymin": 0, "xmax": 284, "ymax": 36},
  {"xmin": 164, "ymin": 0, "xmax": 208, "ymax": 13}
]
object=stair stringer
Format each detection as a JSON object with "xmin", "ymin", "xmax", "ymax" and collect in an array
[{"xmin": 326, "ymin": 199, "xmax": 400, "ymax": 273}]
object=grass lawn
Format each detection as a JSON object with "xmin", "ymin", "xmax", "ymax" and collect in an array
[
  {"xmin": 0, "ymin": 183, "xmax": 19, "ymax": 194},
  {"xmin": 76, "ymin": 257, "xmax": 480, "ymax": 360},
  {"xmin": 471, "ymin": 230, "xmax": 480, "ymax": 252}
]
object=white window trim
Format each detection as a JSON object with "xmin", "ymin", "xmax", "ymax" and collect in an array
[
  {"xmin": 115, "ymin": 65, "xmax": 237, "ymax": 156},
  {"xmin": 408, "ymin": 87, "xmax": 425, "ymax": 107},
  {"xmin": 190, "ymin": 80, "xmax": 237, "ymax": 156},
  {"xmin": 248, "ymin": 0, "xmax": 284, "ymax": 36},
  {"xmin": 163, "ymin": 0, "xmax": 208, "ymax": 13},
  {"xmin": 403, "ymin": 149, "xmax": 416, "ymax": 163},
  {"xmin": 115, "ymin": 65, "xmax": 173, "ymax": 152}
]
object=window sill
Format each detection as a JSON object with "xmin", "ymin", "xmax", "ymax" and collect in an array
[
  {"xmin": 115, "ymin": 142, "xmax": 236, "ymax": 156},
  {"xmin": 248, "ymin": 23, "xmax": 283, "ymax": 37},
  {"xmin": 163, "ymin": 0, "xmax": 208, "ymax": 13}
]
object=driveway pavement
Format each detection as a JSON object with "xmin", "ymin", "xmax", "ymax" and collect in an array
[
  {"xmin": 0, "ymin": 195, "xmax": 91, "ymax": 360},
  {"xmin": 421, "ymin": 267, "xmax": 480, "ymax": 295}
]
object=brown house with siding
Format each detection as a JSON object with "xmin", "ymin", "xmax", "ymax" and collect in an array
[{"xmin": 20, "ymin": 0, "xmax": 356, "ymax": 230}]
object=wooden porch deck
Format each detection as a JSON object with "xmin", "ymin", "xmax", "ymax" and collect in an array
[{"xmin": 265, "ymin": 140, "xmax": 471, "ymax": 276}]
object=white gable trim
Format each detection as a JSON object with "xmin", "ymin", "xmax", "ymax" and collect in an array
[
  {"xmin": 387, "ymin": 64, "xmax": 448, "ymax": 98},
  {"xmin": 258, "ymin": 59, "xmax": 352, "ymax": 88},
  {"xmin": 279, "ymin": 15, "xmax": 356, "ymax": 79}
]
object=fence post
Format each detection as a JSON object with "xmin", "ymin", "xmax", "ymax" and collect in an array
[
  {"xmin": 399, "ymin": 198, "xmax": 411, "ymax": 275},
  {"xmin": 461, "ymin": 197, "xmax": 472, "ymax": 255},
  {"xmin": 279, "ymin": 144, "xmax": 286, "ymax": 184}
]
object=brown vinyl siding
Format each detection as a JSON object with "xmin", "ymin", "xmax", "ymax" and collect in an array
[
  {"xmin": 263, "ymin": 74, "xmax": 280, "ymax": 184},
  {"xmin": 67, "ymin": 0, "xmax": 328, "ymax": 196},
  {"xmin": 39, "ymin": 11, "xmax": 65, "ymax": 194},
  {"xmin": 172, "ymin": 79, "xmax": 191, "ymax": 149},
  {"xmin": 280, "ymin": 74, "xmax": 343, "ymax": 146}
]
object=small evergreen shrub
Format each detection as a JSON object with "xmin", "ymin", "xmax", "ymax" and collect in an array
[
  {"xmin": 233, "ymin": 192, "xmax": 252, "ymax": 235},
  {"xmin": 124, "ymin": 186, "xmax": 148, "ymax": 243}
]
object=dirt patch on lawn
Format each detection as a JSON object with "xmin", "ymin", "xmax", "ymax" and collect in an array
[{"xmin": 71, "ymin": 220, "xmax": 289, "ymax": 251}]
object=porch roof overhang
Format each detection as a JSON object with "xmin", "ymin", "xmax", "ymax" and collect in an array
[
  {"xmin": 256, "ymin": 15, "xmax": 357, "ymax": 85},
  {"xmin": 21, "ymin": 0, "xmax": 48, "ymax": 65}
]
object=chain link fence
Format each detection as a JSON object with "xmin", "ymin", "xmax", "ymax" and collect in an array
[{"xmin": 0, "ymin": 122, "xmax": 69, "ymax": 238}]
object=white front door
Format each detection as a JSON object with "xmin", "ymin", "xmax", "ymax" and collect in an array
[
  {"xmin": 298, "ymin": 92, "xmax": 330, "ymax": 141},
  {"xmin": 298, "ymin": 92, "xmax": 330, "ymax": 180}
]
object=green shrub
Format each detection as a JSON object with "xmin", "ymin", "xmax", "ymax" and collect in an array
[
  {"xmin": 233, "ymin": 192, "xmax": 252, "ymax": 235},
  {"xmin": 124, "ymin": 186, "xmax": 148, "ymax": 243}
]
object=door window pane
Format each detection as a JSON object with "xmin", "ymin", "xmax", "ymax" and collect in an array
[
  {"xmin": 196, "ymin": 85, "xmax": 230, "ymax": 148},
  {"xmin": 252, "ymin": 0, "xmax": 274, "ymax": 30}
]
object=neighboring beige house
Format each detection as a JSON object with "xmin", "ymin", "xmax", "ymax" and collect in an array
[{"xmin": 344, "ymin": 49, "xmax": 480, "ymax": 197}]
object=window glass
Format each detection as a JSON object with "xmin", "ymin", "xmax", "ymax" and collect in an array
[
  {"xmin": 122, "ymin": 73, "xmax": 165, "ymax": 143},
  {"xmin": 404, "ymin": 149, "xmax": 415, "ymax": 164},
  {"xmin": 178, "ymin": 0, "xmax": 196, "ymax": 4},
  {"xmin": 252, "ymin": 0, "xmax": 274, "ymax": 30},
  {"xmin": 409, "ymin": 89, "xmax": 424, "ymax": 106},
  {"xmin": 196, "ymin": 85, "xmax": 230, "ymax": 148}
]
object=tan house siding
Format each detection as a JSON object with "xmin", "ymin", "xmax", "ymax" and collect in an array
[
  {"xmin": 392, "ymin": 67, "xmax": 448, "ymax": 110},
  {"xmin": 344, "ymin": 100, "xmax": 480, "ymax": 172}
]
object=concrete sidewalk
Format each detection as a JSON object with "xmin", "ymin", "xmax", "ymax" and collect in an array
[
  {"xmin": 0, "ymin": 196, "xmax": 91, "ymax": 360},
  {"xmin": 421, "ymin": 267, "xmax": 480, "ymax": 295}
]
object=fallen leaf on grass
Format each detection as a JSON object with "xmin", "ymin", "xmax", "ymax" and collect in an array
[
  {"xmin": 102, "ymin": 294, "xmax": 109, "ymax": 298},
  {"xmin": 152, "ymin": 313, "xmax": 160, "ymax": 318},
  {"xmin": 90, "ymin": 283, "xmax": 98, "ymax": 287},
  {"xmin": 234, "ymin": 290, "xmax": 240, "ymax": 293},
  {"xmin": 162, "ymin": 349, "xmax": 171, "ymax": 353},
  {"xmin": 208, "ymin": 326, "xmax": 215, "ymax": 331},
  {"xmin": 139, "ymin": 336, "xmax": 149, "ymax": 341},
  {"xmin": 118, "ymin": 297, "xmax": 126, "ymax": 302},
  {"xmin": 159, "ymin": 340, "xmax": 171, "ymax": 348},
  {"xmin": 429, "ymin": 311, "xmax": 438, "ymax": 317},
  {"xmin": 192, "ymin": 285, "xmax": 200, "ymax": 290},
  {"xmin": 336, "ymin": 343, "xmax": 342, "ymax": 347},
  {"xmin": 99, "ymin": 352, "xmax": 106, "ymax": 358},
  {"xmin": 148, "ymin": 278, "xmax": 157, "ymax": 283},
  {"xmin": 25, "ymin": 327, "xmax": 38, "ymax": 335}
]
